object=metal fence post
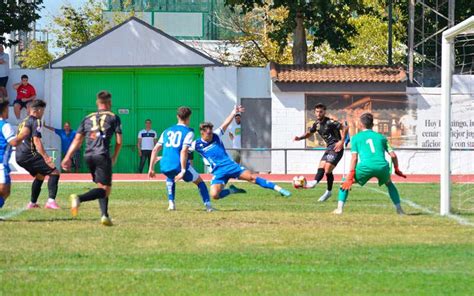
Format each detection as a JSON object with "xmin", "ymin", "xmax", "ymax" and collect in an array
[{"xmin": 284, "ymin": 149, "xmax": 287, "ymax": 175}]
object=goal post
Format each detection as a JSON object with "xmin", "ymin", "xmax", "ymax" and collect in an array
[{"xmin": 440, "ymin": 16, "xmax": 474, "ymax": 216}]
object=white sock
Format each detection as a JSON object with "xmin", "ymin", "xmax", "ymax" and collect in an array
[
  {"xmin": 274, "ymin": 185, "xmax": 282, "ymax": 191},
  {"xmin": 47, "ymin": 198, "xmax": 55, "ymax": 203},
  {"xmin": 337, "ymin": 201, "xmax": 345, "ymax": 210}
]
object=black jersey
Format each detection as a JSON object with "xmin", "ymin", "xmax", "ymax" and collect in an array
[
  {"xmin": 309, "ymin": 116, "xmax": 342, "ymax": 147},
  {"xmin": 16, "ymin": 115, "xmax": 43, "ymax": 160},
  {"xmin": 77, "ymin": 110, "xmax": 122, "ymax": 157}
]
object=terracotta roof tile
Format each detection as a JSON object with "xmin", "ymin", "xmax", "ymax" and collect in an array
[{"xmin": 270, "ymin": 62, "xmax": 406, "ymax": 83}]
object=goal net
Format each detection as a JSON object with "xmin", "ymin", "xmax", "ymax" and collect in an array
[{"xmin": 440, "ymin": 16, "xmax": 474, "ymax": 216}]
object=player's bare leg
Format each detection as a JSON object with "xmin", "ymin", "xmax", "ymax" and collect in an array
[
  {"xmin": 318, "ymin": 163, "xmax": 336, "ymax": 202},
  {"xmin": 210, "ymin": 183, "xmax": 226, "ymax": 200},
  {"xmin": 239, "ymin": 170, "xmax": 291, "ymax": 197}
]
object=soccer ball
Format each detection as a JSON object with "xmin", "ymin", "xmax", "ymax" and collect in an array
[{"xmin": 292, "ymin": 176, "xmax": 307, "ymax": 189}]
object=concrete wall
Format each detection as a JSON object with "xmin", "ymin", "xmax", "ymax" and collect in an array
[{"xmin": 270, "ymin": 78, "xmax": 474, "ymax": 175}]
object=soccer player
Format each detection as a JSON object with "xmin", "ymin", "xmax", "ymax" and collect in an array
[
  {"xmin": 334, "ymin": 112, "xmax": 407, "ymax": 215},
  {"xmin": 0, "ymin": 101, "xmax": 28, "ymax": 208},
  {"xmin": 192, "ymin": 105, "xmax": 291, "ymax": 200},
  {"xmin": 61, "ymin": 91, "xmax": 122, "ymax": 226},
  {"xmin": 148, "ymin": 106, "xmax": 213, "ymax": 212},
  {"xmin": 16, "ymin": 100, "xmax": 61, "ymax": 209},
  {"xmin": 294, "ymin": 103, "xmax": 348, "ymax": 202}
]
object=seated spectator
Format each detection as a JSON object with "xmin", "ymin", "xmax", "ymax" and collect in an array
[{"xmin": 13, "ymin": 74, "xmax": 36, "ymax": 119}]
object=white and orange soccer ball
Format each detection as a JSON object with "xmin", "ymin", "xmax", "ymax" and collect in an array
[{"xmin": 292, "ymin": 176, "xmax": 307, "ymax": 189}]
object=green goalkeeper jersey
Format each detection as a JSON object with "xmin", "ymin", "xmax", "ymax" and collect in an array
[{"xmin": 351, "ymin": 129, "xmax": 393, "ymax": 169}]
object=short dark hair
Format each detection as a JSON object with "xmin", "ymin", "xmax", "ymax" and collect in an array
[
  {"xmin": 314, "ymin": 103, "xmax": 326, "ymax": 110},
  {"xmin": 145, "ymin": 119, "xmax": 152, "ymax": 123},
  {"xmin": 30, "ymin": 99, "xmax": 46, "ymax": 110},
  {"xmin": 360, "ymin": 113, "xmax": 374, "ymax": 129},
  {"xmin": 235, "ymin": 113, "xmax": 241, "ymax": 118},
  {"xmin": 0, "ymin": 101, "xmax": 9, "ymax": 114},
  {"xmin": 199, "ymin": 122, "xmax": 214, "ymax": 131},
  {"xmin": 64, "ymin": 121, "xmax": 71, "ymax": 125},
  {"xmin": 97, "ymin": 90, "xmax": 112, "ymax": 102},
  {"xmin": 177, "ymin": 106, "xmax": 192, "ymax": 120},
  {"xmin": 21, "ymin": 74, "xmax": 28, "ymax": 80}
]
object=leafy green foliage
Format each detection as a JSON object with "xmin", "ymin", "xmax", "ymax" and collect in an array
[
  {"xmin": 0, "ymin": 0, "xmax": 44, "ymax": 47},
  {"xmin": 50, "ymin": 0, "xmax": 108, "ymax": 53},
  {"xmin": 18, "ymin": 40, "xmax": 54, "ymax": 68}
]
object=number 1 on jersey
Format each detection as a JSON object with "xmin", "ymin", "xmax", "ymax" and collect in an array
[{"xmin": 366, "ymin": 138, "xmax": 375, "ymax": 153}]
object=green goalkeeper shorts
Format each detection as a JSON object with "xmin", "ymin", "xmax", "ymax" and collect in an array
[{"xmin": 355, "ymin": 164, "xmax": 391, "ymax": 186}]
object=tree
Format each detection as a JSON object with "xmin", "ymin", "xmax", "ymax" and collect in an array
[
  {"xmin": 51, "ymin": 0, "xmax": 108, "ymax": 53},
  {"xmin": 19, "ymin": 41, "xmax": 54, "ymax": 69},
  {"xmin": 225, "ymin": 0, "xmax": 366, "ymax": 65},
  {"xmin": 0, "ymin": 0, "xmax": 44, "ymax": 47},
  {"xmin": 214, "ymin": 2, "xmax": 292, "ymax": 66}
]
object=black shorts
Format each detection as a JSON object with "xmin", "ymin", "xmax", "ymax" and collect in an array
[
  {"xmin": 321, "ymin": 146, "xmax": 344, "ymax": 166},
  {"xmin": 14, "ymin": 99, "xmax": 30, "ymax": 109},
  {"xmin": 0, "ymin": 76, "xmax": 7, "ymax": 87},
  {"xmin": 85, "ymin": 154, "xmax": 112, "ymax": 186},
  {"xmin": 17, "ymin": 154, "xmax": 56, "ymax": 177}
]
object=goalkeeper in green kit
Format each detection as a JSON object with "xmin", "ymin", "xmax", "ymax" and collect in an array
[{"xmin": 334, "ymin": 113, "xmax": 407, "ymax": 215}]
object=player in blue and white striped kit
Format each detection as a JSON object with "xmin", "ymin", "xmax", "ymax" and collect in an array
[
  {"xmin": 0, "ymin": 101, "xmax": 27, "ymax": 208},
  {"xmin": 148, "ymin": 107, "xmax": 212, "ymax": 211},
  {"xmin": 191, "ymin": 105, "xmax": 291, "ymax": 200}
]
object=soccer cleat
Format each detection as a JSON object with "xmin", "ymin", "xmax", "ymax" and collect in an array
[
  {"xmin": 304, "ymin": 180, "xmax": 318, "ymax": 189},
  {"xmin": 318, "ymin": 190, "xmax": 332, "ymax": 202},
  {"xmin": 279, "ymin": 188, "xmax": 291, "ymax": 198},
  {"xmin": 44, "ymin": 200, "xmax": 61, "ymax": 209},
  {"xmin": 70, "ymin": 194, "xmax": 80, "ymax": 217},
  {"xmin": 396, "ymin": 207, "xmax": 405, "ymax": 215},
  {"xmin": 167, "ymin": 201, "xmax": 176, "ymax": 211},
  {"xmin": 332, "ymin": 208, "xmax": 343, "ymax": 215},
  {"xmin": 101, "ymin": 216, "xmax": 113, "ymax": 226},
  {"xmin": 27, "ymin": 202, "xmax": 40, "ymax": 209},
  {"xmin": 229, "ymin": 184, "xmax": 246, "ymax": 194}
]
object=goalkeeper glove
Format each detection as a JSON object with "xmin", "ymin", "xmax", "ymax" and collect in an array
[
  {"xmin": 341, "ymin": 170, "xmax": 355, "ymax": 191},
  {"xmin": 394, "ymin": 166, "xmax": 407, "ymax": 178}
]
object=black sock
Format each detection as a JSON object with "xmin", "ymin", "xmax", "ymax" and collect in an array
[
  {"xmin": 326, "ymin": 173, "xmax": 334, "ymax": 191},
  {"xmin": 48, "ymin": 175, "xmax": 60, "ymax": 200},
  {"xmin": 314, "ymin": 168, "xmax": 325, "ymax": 182},
  {"xmin": 99, "ymin": 197, "xmax": 109, "ymax": 217},
  {"xmin": 31, "ymin": 179, "xmax": 44, "ymax": 203},
  {"xmin": 79, "ymin": 188, "xmax": 106, "ymax": 203}
]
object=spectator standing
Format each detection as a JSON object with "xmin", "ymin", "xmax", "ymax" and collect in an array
[
  {"xmin": 0, "ymin": 45, "xmax": 9, "ymax": 101},
  {"xmin": 44, "ymin": 122, "xmax": 81, "ymax": 173},
  {"xmin": 228, "ymin": 113, "xmax": 242, "ymax": 164},
  {"xmin": 13, "ymin": 74, "xmax": 36, "ymax": 119},
  {"xmin": 137, "ymin": 119, "xmax": 157, "ymax": 173}
]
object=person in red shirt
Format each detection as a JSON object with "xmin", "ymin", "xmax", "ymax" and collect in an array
[{"xmin": 13, "ymin": 74, "xmax": 36, "ymax": 119}]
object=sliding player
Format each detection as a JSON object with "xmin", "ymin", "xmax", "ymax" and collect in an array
[
  {"xmin": 0, "ymin": 101, "xmax": 28, "ymax": 208},
  {"xmin": 334, "ymin": 113, "xmax": 406, "ymax": 215},
  {"xmin": 192, "ymin": 105, "xmax": 291, "ymax": 200},
  {"xmin": 148, "ymin": 106, "xmax": 213, "ymax": 212},
  {"xmin": 62, "ymin": 91, "xmax": 122, "ymax": 226},
  {"xmin": 16, "ymin": 100, "xmax": 61, "ymax": 209},
  {"xmin": 294, "ymin": 103, "xmax": 348, "ymax": 202}
]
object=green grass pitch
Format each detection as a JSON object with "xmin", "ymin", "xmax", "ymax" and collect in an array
[{"xmin": 0, "ymin": 181, "xmax": 473, "ymax": 295}]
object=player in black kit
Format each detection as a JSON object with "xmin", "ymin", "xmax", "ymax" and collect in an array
[
  {"xmin": 16, "ymin": 100, "xmax": 61, "ymax": 209},
  {"xmin": 294, "ymin": 103, "xmax": 348, "ymax": 202},
  {"xmin": 61, "ymin": 91, "xmax": 122, "ymax": 226}
]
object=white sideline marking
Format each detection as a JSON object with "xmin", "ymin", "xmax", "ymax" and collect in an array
[
  {"xmin": 364, "ymin": 187, "xmax": 474, "ymax": 227},
  {"xmin": 0, "ymin": 207, "xmax": 27, "ymax": 220},
  {"xmin": 0, "ymin": 266, "xmax": 471, "ymax": 275}
]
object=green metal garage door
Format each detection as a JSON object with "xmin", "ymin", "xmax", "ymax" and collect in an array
[{"xmin": 62, "ymin": 68, "xmax": 204, "ymax": 173}]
